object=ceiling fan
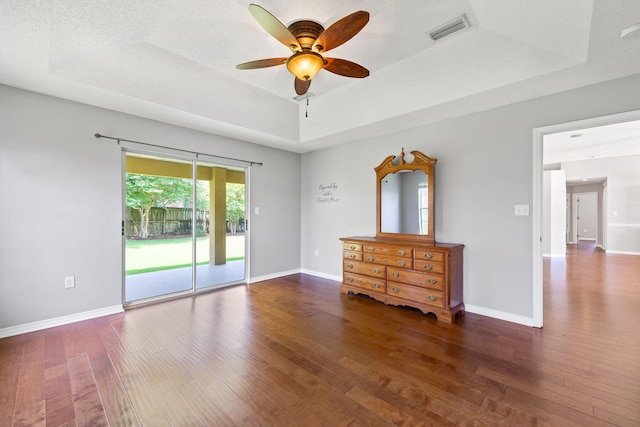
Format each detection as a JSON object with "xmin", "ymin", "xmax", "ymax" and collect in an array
[{"xmin": 236, "ymin": 4, "xmax": 370, "ymax": 96}]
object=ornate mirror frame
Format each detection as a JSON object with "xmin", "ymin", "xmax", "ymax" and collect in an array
[{"xmin": 375, "ymin": 149, "xmax": 437, "ymax": 243}]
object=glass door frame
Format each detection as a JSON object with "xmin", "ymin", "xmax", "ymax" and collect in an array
[{"xmin": 121, "ymin": 148, "xmax": 249, "ymax": 307}]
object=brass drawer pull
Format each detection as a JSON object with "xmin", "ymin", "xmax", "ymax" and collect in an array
[
  {"xmin": 373, "ymin": 283, "xmax": 381, "ymax": 289},
  {"xmin": 347, "ymin": 277, "xmax": 354, "ymax": 283},
  {"xmin": 367, "ymin": 256, "xmax": 374, "ymax": 262},
  {"xmin": 428, "ymin": 278, "xmax": 437, "ymax": 285},
  {"xmin": 392, "ymin": 272, "xmax": 400, "ymax": 278},
  {"xmin": 373, "ymin": 268, "xmax": 381, "ymax": 274},
  {"xmin": 382, "ymin": 248, "xmax": 389, "ymax": 252},
  {"xmin": 347, "ymin": 263, "xmax": 354, "ymax": 269},
  {"xmin": 367, "ymin": 246, "xmax": 374, "ymax": 252},
  {"xmin": 424, "ymin": 253, "xmax": 433, "ymax": 260},
  {"xmin": 424, "ymin": 264, "xmax": 433, "ymax": 271},
  {"xmin": 349, "ymin": 244, "xmax": 356, "ymax": 250},
  {"xmin": 398, "ymin": 260, "xmax": 406, "ymax": 266},
  {"xmin": 398, "ymin": 250, "xmax": 406, "ymax": 256},
  {"xmin": 428, "ymin": 295, "xmax": 437, "ymax": 301},
  {"xmin": 349, "ymin": 253, "xmax": 356, "ymax": 259},
  {"xmin": 391, "ymin": 287, "xmax": 400, "ymax": 293}
]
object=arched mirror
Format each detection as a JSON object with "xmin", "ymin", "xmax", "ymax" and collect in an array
[{"xmin": 376, "ymin": 149, "xmax": 436, "ymax": 243}]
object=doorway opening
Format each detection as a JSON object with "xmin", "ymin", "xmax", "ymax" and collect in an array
[
  {"xmin": 123, "ymin": 152, "xmax": 247, "ymax": 305},
  {"xmin": 533, "ymin": 110, "xmax": 640, "ymax": 327}
]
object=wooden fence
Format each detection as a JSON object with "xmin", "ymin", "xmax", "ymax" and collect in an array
[{"xmin": 126, "ymin": 207, "xmax": 245, "ymax": 237}]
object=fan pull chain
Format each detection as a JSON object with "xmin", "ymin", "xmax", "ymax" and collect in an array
[{"xmin": 305, "ymin": 98, "xmax": 309, "ymax": 118}]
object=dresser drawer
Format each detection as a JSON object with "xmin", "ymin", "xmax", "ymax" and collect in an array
[
  {"xmin": 387, "ymin": 282, "xmax": 445, "ymax": 308},
  {"xmin": 343, "ymin": 242, "xmax": 362, "ymax": 252},
  {"xmin": 363, "ymin": 244, "xmax": 412, "ymax": 258},
  {"xmin": 414, "ymin": 250, "xmax": 444, "ymax": 263},
  {"xmin": 387, "ymin": 267, "xmax": 443, "ymax": 291},
  {"xmin": 343, "ymin": 260, "xmax": 385, "ymax": 278},
  {"xmin": 413, "ymin": 260, "xmax": 444, "ymax": 274},
  {"xmin": 363, "ymin": 254, "xmax": 413, "ymax": 269},
  {"xmin": 343, "ymin": 273, "xmax": 386, "ymax": 294},
  {"xmin": 344, "ymin": 251, "xmax": 363, "ymax": 261}
]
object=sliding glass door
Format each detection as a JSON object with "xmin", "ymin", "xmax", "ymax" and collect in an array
[{"xmin": 123, "ymin": 152, "xmax": 246, "ymax": 304}]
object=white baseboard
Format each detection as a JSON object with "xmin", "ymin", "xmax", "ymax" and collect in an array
[
  {"xmin": 0, "ymin": 305, "xmax": 124, "ymax": 339},
  {"xmin": 249, "ymin": 269, "xmax": 342, "ymax": 284},
  {"xmin": 543, "ymin": 253, "xmax": 565, "ymax": 258},
  {"xmin": 248, "ymin": 269, "xmax": 302, "ymax": 284},
  {"xmin": 464, "ymin": 304, "xmax": 536, "ymax": 327},
  {"xmin": 605, "ymin": 250, "xmax": 640, "ymax": 256},
  {"xmin": 300, "ymin": 269, "xmax": 342, "ymax": 282}
]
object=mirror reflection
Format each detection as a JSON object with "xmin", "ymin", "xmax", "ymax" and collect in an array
[{"xmin": 381, "ymin": 171, "xmax": 429, "ymax": 235}]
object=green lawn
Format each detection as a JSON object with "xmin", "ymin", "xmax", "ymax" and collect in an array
[{"xmin": 125, "ymin": 235, "xmax": 244, "ymax": 275}]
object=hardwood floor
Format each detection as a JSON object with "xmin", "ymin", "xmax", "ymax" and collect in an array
[{"xmin": 1, "ymin": 243, "xmax": 639, "ymax": 426}]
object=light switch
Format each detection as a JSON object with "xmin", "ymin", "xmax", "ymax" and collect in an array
[
  {"xmin": 64, "ymin": 276, "xmax": 75, "ymax": 289},
  {"xmin": 255, "ymin": 207, "xmax": 260, "ymax": 215},
  {"xmin": 514, "ymin": 204, "xmax": 530, "ymax": 216}
]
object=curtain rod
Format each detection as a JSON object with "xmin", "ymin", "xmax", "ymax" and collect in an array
[{"xmin": 94, "ymin": 133, "xmax": 263, "ymax": 166}]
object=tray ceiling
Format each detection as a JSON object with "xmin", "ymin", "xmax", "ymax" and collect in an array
[{"xmin": 1, "ymin": 0, "xmax": 639, "ymax": 153}]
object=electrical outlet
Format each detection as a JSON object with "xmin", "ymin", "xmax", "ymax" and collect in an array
[
  {"xmin": 514, "ymin": 204, "xmax": 530, "ymax": 216},
  {"xmin": 315, "ymin": 249, "xmax": 319, "ymax": 256},
  {"xmin": 64, "ymin": 276, "xmax": 75, "ymax": 289}
]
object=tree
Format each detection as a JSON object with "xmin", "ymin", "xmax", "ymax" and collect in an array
[
  {"xmin": 126, "ymin": 174, "xmax": 194, "ymax": 238},
  {"xmin": 226, "ymin": 183, "xmax": 245, "ymax": 234}
]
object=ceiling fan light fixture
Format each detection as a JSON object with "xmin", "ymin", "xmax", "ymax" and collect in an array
[
  {"xmin": 238, "ymin": 5, "xmax": 369, "ymax": 95},
  {"xmin": 286, "ymin": 51, "xmax": 325, "ymax": 81}
]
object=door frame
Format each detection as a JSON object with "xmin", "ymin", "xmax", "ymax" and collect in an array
[
  {"xmin": 121, "ymin": 148, "xmax": 250, "ymax": 306},
  {"xmin": 532, "ymin": 109, "xmax": 640, "ymax": 328}
]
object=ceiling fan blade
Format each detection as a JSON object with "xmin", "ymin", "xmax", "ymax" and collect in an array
[
  {"xmin": 323, "ymin": 58, "xmax": 369, "ymax": 78},
  {"xmin": 249, "ymin": 4, "xmax": 301, "ymax": 52},
  {"xmin": 236, "ymin": 58, "xmax": 287, "ymax": 70},
  {"xmin": 313, "ymin": 11, "xmax": 369, "ymax": 53},
  {"xmin": 295, "ymin": 77, "xmax": 311, "ymax": 96}
]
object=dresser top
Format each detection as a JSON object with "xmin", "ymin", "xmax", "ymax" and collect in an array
[{"xmin": 341, "ymin": 236, "xmax": 464, "ymax": 250}]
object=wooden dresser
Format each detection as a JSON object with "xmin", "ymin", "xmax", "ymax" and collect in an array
[{"xmin": 340, "ymin": 236, "xmax": 464, "ymax": 323}]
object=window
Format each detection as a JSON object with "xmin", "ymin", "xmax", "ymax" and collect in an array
[{"xmin": 418, "ymin": 182, "xmax": 428, "ymax": 234}]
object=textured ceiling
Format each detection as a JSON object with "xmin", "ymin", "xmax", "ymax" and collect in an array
[
  {"xmin": 1, "ymin": 0, "xmax": 640, "ymax": 153},
  {"xmin": 544, "ymin": 119, "xmax": 640, "ymax": 165}
]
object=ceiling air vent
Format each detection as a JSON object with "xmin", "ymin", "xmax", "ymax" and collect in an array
[{"xmin": 428, "ymin": 15, "xmax": 470, "ymax": 41}]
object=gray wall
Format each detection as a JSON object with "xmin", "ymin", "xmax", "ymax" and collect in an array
[
  {"xmin": 2, "ymin": 73, "xmax": 640, "ymax": 330},
  {"xmin": 0, "ymin": 84, "xmax": 301, "ymax": 329},
  {"xmin": 300, "ymin": 73, "xmax": 640, "ymax": 321}
]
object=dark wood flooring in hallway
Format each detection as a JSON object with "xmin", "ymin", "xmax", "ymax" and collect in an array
[{"xmin": 1, "ymin": 243, "xmax": 639, "ymax": 426}]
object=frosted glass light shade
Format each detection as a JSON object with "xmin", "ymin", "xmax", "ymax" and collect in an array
[{"xmin": 286, "ymin": 51, "xmax": 324, "ymax": 80}]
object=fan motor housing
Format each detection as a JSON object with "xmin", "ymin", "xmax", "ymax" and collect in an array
[{"xmin": 288, "ymin": 20, "xmax": 325, "ymax": 50}]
